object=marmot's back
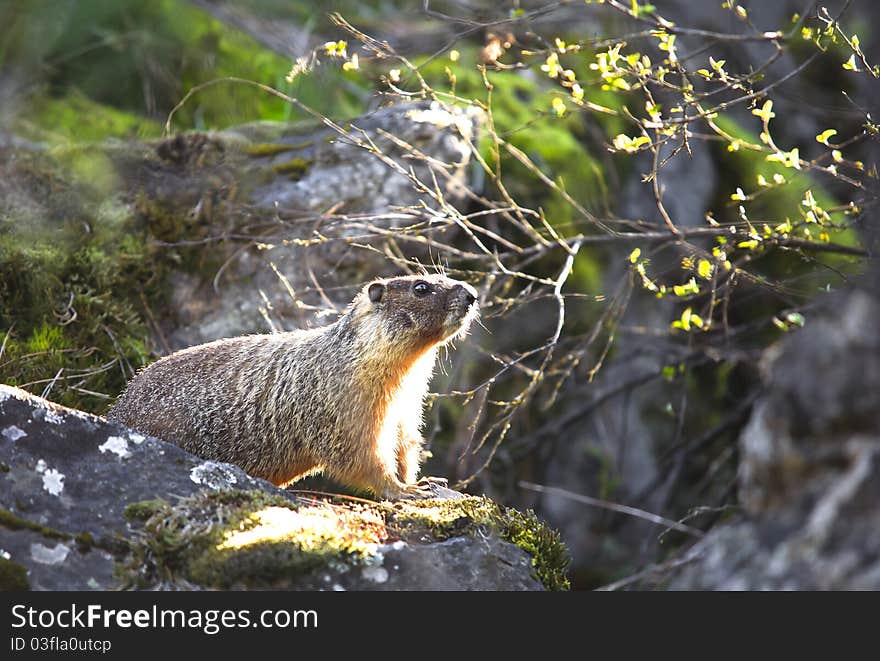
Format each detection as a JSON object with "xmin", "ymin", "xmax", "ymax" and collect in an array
[
  {"xmin": 107, "ymin": 274, "xmax": 479, "ymax": 498},
  {"xmin": 109, "ymin": 332, "xmax": 319, "ymax": 481}
]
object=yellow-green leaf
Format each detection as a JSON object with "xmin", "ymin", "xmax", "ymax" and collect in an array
[
  {"xmin": 552, "ymin": 96, "xmax": 567, "ymax": 117},
  {"xmin": 775, "ymin": 218, "xmax": 792, "ymax": 234},
  {"xmin": 672, "ymin": 278, "xmax": 699, "ymax": 297},
  {"xmin": 541, "ymin": 52, "xmax": 561, "ymax": 78},
  {"xmin": 751, "ymin": 99, "xmax": 775, "ymax": 122},
  {"xmin": 816, "ymin": 129, "xmax": 837, "ymax": 145},
  {"xmin": 324, "ymin": 40, "xmax": 348, "ymax": 57},
  {"xmin": 786, "ymin": 311, "xmax": 805, "ymax": 327},
  {"xmin": 697, "ymin": 259, "xmax": 713, "ymax": 279},
  {"xmin": 629, "ymin": 247, "xmax": 641, "ymax": 263},
  {"xmin": 766, "ymin": 148, "xmax": 800, "ymax": 169},
  {"xmin": 342, "ymin": 54, "xmax": 359, "ymax": 71},
  {"xmin": 672, "ymin": 306, "xmax": 704, "ymax": 332},
  {"xmin": 613, "ymin": 134, "xmax": 651, "ymax": 152}
]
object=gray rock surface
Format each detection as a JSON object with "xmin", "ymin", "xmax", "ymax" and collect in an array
[
  {"xmin": 0, "ymin": 384, "xmax": 273, "ymax": 590},
  {"xmin": 293, "ymin": 536, "xmax": 543, "ymax": 591},
  {"xmin": 669, "ymin": 287, "xmax": 880, "ymax": 589},
  {"xmin": 0, "ymin": 384, "xmax": 547, "ymax": 591}
]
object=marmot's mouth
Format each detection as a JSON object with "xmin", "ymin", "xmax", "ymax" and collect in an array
[{"xmin": 440, "ymin": 300, "xmax": 479, "ymax": 343}]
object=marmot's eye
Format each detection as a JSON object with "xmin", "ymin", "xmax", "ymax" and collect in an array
[{"xmin": 413, "ymin": 281, "xmax": 431, "ymax": 297}]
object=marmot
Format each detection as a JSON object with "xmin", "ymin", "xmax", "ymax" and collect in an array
[{"xmin": 107, "ymin": 274, "xmax": 479, "ymax": 499}]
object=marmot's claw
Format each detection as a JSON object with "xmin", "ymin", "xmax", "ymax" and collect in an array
[
  {"xmin": 380, "ymin": 476, "xmax": 450, "ymax": 500},
  {"xmin": 388, "ymin": 482, "xmax": 438, "ymax": 500},
  {"xmin": 417, "ymin": 476, "xmax": 448, "ymax": 487}
]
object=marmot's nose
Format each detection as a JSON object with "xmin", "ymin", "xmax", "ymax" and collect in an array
[{"xmin": 455, "ymin": 282, "xmax": 478, "ymax": 306}]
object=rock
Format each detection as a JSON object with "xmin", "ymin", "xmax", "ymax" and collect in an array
[
  {"xmin": 246, "ymin": 101, "xmax": 479, "ymax": 214},
  {"xmin": 0, "ymin": 384, "xmax": 566, "ymax": 590},
  {"xmin": 164, "ymin": 100, "xmax": 483, "ymax": 349},
  {"xmin": 300, "ymin": 535, "xmax": 543, "ymax": 591},
  {"xmin": 0, "ymin": 100, "xmax": 483, "ymax": 353},
  {"xmin": 668, "ymin": 287, "xmax": 880, "ymax": 589},
  {"xmin": 0, "ymin": 385, "xmax": 273, "ymax": 590}
]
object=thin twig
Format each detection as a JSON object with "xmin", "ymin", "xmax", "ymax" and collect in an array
[{"xmin": 519, "ymin": 481, "xmax": 704, "ymax": 538}]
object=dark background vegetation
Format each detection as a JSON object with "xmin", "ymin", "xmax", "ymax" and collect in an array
[{"xmin": 1, "ymin": 0, "xmax": 877, "ymax": 589}]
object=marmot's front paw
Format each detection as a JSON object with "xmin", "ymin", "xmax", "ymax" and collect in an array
[
  {"xmin": 400, "ymin": 481, "xmax": 437, "ymax": 499},
  {"xmin": 381, "ymin": 482, "xmax": 434, "ymax": 501},
  {"xmin": 381, "ymin": 476, "xmax": 451, "ymax": 500},
  {"xmin": 417, "ymin": 476, "xmax": 448, "ymax": 487},
  {"xmin": 414, "ymin": 476, "xmax": 466, "ymax": 501}
]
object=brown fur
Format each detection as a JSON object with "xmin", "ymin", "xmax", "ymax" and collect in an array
[{"xmin": 107, "ymin": 274, "xmax": 478, "ymax": 498}]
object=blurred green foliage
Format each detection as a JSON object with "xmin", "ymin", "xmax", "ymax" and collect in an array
[
  {"xmin": 0, "ymin": 226, "xmax": 153, "ymax": 413},
  {"xmin": 0, "ymin": 0, "xmax": 366, "ymax": 141}
]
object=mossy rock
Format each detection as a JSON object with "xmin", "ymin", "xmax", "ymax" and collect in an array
[
  {"xmin": 391, "ymin": 497, "xmax": 571, "ymax": 590},
  {"xmin": 0, "ymin": 131, "xmax": 274, "ymax": 412},
  {"xmin": 0, "ymin": 557, "xmax": 30, "ymax": 591},
  {"xmin": 118, "ymin": 489, "xmax": 570, "ymax": 590}
]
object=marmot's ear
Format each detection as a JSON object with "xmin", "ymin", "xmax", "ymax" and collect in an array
[{"xmin": 368, "ymin": 282, "xmax": 385, "ymax": 303}]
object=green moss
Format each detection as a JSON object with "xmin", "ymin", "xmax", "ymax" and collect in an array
[
  {"xmin": 391, "ymin": 496, "xmax": 498, "ymax": 539},
  {"xmin": 392, "ymin": 496, "xmax": 571, "ymax": 590},
  {"xmin": 4, "ymin": 0, "xmax": 367, "ymax": 137},
  {"xmin": 0, "ymin": 508, "xmax": 70, "ymax": 541},
  {"xmin": 123, "ymin": 500, "xmax": 167, "ymax": 522},
  {"xmin": 0, "ymin": 233, "xmax": 153, "ymax": 413},
  {"xmin": 118, "ymin": 490, "xmax": 570, "ymax": 590},
  {"xmin": 0, "ymin": 557, "xmax": 30, "ymax": 591},
  {"xmin": 74, "ymin": 531, "xmax": 96, "ymax": 551},
  {"xmin": 0, "ymin": 146, "xmax": 188, "ymax": 413},
  {"xmin": 52, "ymin": 146, "xmax": 121, "ymax": 197},
  {"xmin": 118, "ymin": 490, "xmax": 386, "ymax": 589},
  {"xmin": 272, "ymin": 157, "xmax": 314, "ymax": 178},
  {"xmin": 20, "ymin": 90, "xmax": 162, "ymax": 144},
  {"xmin": 246, "ymin": 143, "xmax": 297, "ymax": 157},
  {"xmin": 499, "ymin": 508, "xmax": 571, "ymax": 591}
]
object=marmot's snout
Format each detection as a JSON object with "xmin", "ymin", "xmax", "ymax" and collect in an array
[
  {"xmin": 443, "ymin": 281, "xmax": 479, "ymax": 341},
  {"xmin": 454, "ymin": 282, "xmax": 478, "ymax": 307}
]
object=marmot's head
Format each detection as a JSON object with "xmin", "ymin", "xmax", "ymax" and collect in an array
[{"xmin": 354, "ymin": 274, "xmax": 479, "ymax": 350}]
